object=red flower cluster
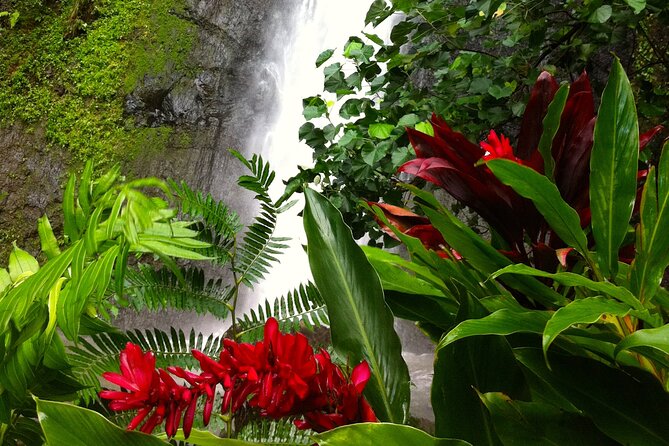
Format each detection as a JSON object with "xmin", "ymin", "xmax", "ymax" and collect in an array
[{"xmin": 100, "ymin": 318, "xmax": 376, "ymax": 438}]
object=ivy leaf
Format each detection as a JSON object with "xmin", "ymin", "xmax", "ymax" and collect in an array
[
  {"xmin": 623, "ymin": 0, "xmax": 646, "ymax": 14},
  {"xmin": 368, "ymin": 123, "xmax": 395, "ymax": 139},
  {"xmin": 488, "ymin": 83, "xmax": 514, "ymax": 99},
  {"xmin": 362, "ymin": 142, "xmax": 390, "ymax": 165},
  {"xmin": 315, "ymin": 49, "xmax": 334, "ymax": 67},
  {"xmin": 589, "ymin": 5, "xmax": 612, "ymax": 23},
  {"xmin": 414, "ymin": 121, "xmax": 434, "ymax": 136}
]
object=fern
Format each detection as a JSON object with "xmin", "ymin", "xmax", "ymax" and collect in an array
[
  {"xmin": 125, "ymin": 265, "xmax": 231, "ymax": 319},
  {"xmin": 237, "ymin": 418, "xmax": 312, "ymax": 445},
  {"xmin": 169, "ymin": 180, "xmax": 242, "ymax": 240},
  {"xmin": 69, "ymin": 328, "xmax": 223, "ymax": 404},
  {"xmin": 68, "ymin": 332, "xmax": 130, "ymax": 404},
  {"xmin": 236, "ymin": 283, "xmax": 329, "ymax": 343},
  {"xmin": 231, "ymin": 151, "xmax": 289, "ymax": 287}
]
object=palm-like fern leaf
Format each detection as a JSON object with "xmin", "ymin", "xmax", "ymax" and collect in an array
[
  {"xmin": 69, "ymin": 328, "xmax": 223, "ymax": 404},
  {"xmin": 236, "ymin": 283, "xmax": 329, "ymax": 343},
  {"xmin": 124, "ymin": 265, "xmax": 231, "ymax": 319},
  {"xmin": 231, "ymin": 151, "xmax": 289, "ymax": 287},
  {"xmin": 237, "ymin": 418, "xmax": 312, "ymax": 445},
  {"xmin": 169, "ymin": 180, "xmax": 242, "ymax": 240}
]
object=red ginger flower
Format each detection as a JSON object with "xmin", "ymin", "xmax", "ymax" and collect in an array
[
  {"xmin": 99, "ymin": 343, "xmax": 194, "ymax": 437},
  {"xmin": 295, "ymin": 349, "xmax": 377, "ymax": 432},
  {"xmin": 101, "ymin": 319, "xmax": 377, "ymax": 439}
]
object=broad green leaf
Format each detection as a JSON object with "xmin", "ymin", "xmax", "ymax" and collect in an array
[
  {"xmin": 422, "ymin": 206, "xmax": 567, "ymax": 306},
  {"xmin": 590, "ymin": 58, "xmax": 639, "ymax": 278},
  {"xmin": 136, "ymin": 240, "xmax": 213, "ymax": 260},
  {"xmin": 492, "ymin": 264, "xmax": 643, "ymax": 310},
  {"xmin": 36, "ymin": 398, "xmax": 170, "ymax": 445},
  {"xmin": 615, "ymin": 325, "xmax": 669, "ymax": 359},
  {"xmin": 516, "ymin": 348, "xmax": 669, "ymax": 446},
  {"xmin": 38, "ymin": 215, "xmax": 61, "ymax": 259},
  {"xmin": 158, "ymin": 428, "xmax": 261, "ymax": 445},
  {"xmin": 304, "ymin": 188, "xmax": 410, "ymax": 423},
  {"xmin": 8, "ymin": 242, "xmax": 39, "ymax": 281},
  {"xmin": 368, "ymin": 123, "xmax": 395, "ymax": 139},
  {"xmin": 486, "ymin": 159, "xmax": 590, "ymax": 260},
  {"xmin": 438, "ymin": 309, "xmax": 550, "ymax": 350},
  {"xmin": 630, "ymin": 142, "xmax": 669, "ymax": 304},
  {"xmin": 362, "ymin": 246, "xmax": 445, "ymax": 297},
  {"xmin": 432, "ymin": 295, "xmax": 526, "ymax": 445},
  {"xmin": 543, "ymin": 297, "xmax": 634, "ymax": 356},
  {"xmin": 537, "ymin": 84, "xmax": 569, "ymax": 179},
  {"xmin": 480, "ymin": 392, "xmax": 618, "ymax": 446},
  {"xmin": 313, "ymin": 423, "xmax": 472, "ymax": 446}
]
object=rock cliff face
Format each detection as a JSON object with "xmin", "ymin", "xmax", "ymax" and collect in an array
[
  {"xmin": 0, "ymin": 0, "xmax": 301, "ymax": 257},
  {"xmin": 126, "ymin": 0, "xmax": 301, "ymax": 218}
]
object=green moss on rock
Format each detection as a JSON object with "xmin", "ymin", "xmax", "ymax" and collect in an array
[{"xmin": 0, "ymin": 0, "xmax": 196, "ymax": 166}]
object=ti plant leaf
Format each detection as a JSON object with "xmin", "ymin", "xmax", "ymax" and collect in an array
[
  {"xmin": 485, "ymin": 159, "xmax": 590, "ymax": 263},
  {"xmin": 630, "ymin": 141, "xmax": 669, "ymax": 304},
  {"xmin": 590, "ymin": 58, "xmax": 639, "ymax": 278}
]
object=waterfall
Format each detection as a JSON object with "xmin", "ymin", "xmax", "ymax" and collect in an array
[{"xmin": 251, "ymin": 0, "xmax": 379, "ymax": 306}]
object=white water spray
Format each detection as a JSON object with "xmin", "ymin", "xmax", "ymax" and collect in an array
[{"xmin": 254, "ymin": 0, "xmax": 386, "ymax": 302}]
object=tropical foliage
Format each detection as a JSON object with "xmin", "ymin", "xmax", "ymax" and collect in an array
[
  {"xmin": 359, "ymin": 58, "xmax": 669, "ymax": 444},
  {"xmin": 288, "ymin": 0, "xmax": 669, "ymax": 241}
]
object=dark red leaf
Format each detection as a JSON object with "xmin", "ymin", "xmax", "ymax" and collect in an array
[{"xmin": 516, "ymin": 71, "xmax": 559, "ymax": 159}]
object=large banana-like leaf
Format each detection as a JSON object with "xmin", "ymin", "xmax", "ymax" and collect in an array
[
  {"xmin": 36, "ymin": 398, "xmax": 171, "ymax": 445},
  {"xmin": 590, "ymin": 57, "xmax": 639, "ymax": 278},
  {"xmin": 432, "ymin": 295, "xmax": 528, "ymax": 445},
  {"xmin": 303, "ymin": 188, "xmax": 410, "ymax": 423},
  {"xmin": 312, "ymin": 423, "xmax": 472, "ymax": 446},
  {"xmin": 516, "ymin": 348, "xmax": 669, "ymax": 445},
  {"xmin": 480, "ymin": 392, "xmax": 618, "ymax": 445}
]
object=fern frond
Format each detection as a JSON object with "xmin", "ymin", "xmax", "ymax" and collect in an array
[
  {"xmin": 169, "ymin": 180, "xmax": 242, "ymax": 240},
  {"xmin": 231, "ymin": 152, "xmax": 289, "ymax": 287},
  {"xmin": 69, "ymin": 328, "xmax": 223, "ymax": 404},
  {"xmin": 236, "ymin": 283, "xmax": 329, "ymax": 343},
  {"xmin": 234, "ymin": 204, "xmax": 289, "ymax": 287},
  {"xmin": 68, "ymin": 332, "xmax": 130, "ymax": 404},
  {"xmin": 125, "ymin": 265, "xmax": 231, "ymax": 319},
  {"xmin": 237, "ymin": 418, "xmax": 312, "ymax": 445}
]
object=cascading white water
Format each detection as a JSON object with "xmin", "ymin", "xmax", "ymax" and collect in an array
[{"xmin": 253, "ymin": 0, "xmax": 383, "ymax": 303}]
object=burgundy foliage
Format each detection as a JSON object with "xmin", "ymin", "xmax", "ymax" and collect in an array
[
  {"xmin": 390, "ymin": 71, "xmax": 664, "ymax": 271},
  {"xmin": 100, "ymin": 318, "xmax": 376, "ymax": 438}
]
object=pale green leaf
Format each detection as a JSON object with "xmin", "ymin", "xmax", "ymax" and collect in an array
[
  {"xmin": 313, "ymin": 423, "xmax": 472, "ymax": 446},
  {"xmin": 9, "ymin": 242, "xmax": 39, "ymax": 281},
  {"xmin": 368, "ymin": 123, "xmax": 395, "ymax": 139}
]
